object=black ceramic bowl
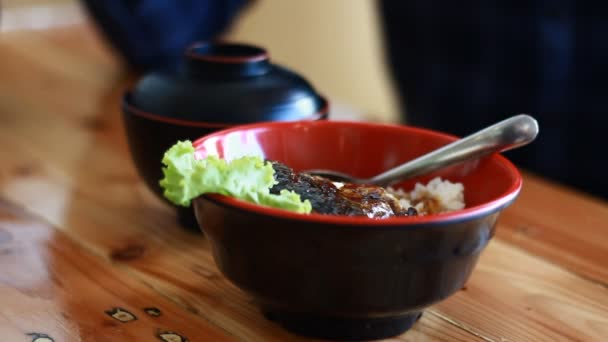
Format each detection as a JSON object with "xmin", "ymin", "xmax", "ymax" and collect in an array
[
  {"xmin": 122, "ymin": 42, "xmax": 328, "ymax": 229},
  {"xmin": 190, "ymin": 121, "xmax": 522, "ymax": 340}
]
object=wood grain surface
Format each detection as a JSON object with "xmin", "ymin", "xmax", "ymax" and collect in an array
[
  {"xmin": 498, "ymin": 174, "xmax": 608, "ymax": 285},
  {"xmin": 0, "ymin": 199, "xmax": 236, "ymax": 342},
  {"xmin": 0, "ymin": 23, "xmax": 607, "ymax": 342}
]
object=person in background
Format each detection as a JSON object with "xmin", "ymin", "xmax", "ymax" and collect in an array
[
  {"xmin": 81, "ymin": 0, "xmax": 608, "ymax": 200},
  {"xmin": 378, "ymin": 1, "xmax": 608, "ymax": 200}
]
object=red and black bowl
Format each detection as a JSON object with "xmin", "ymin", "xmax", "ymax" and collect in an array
[
  {"xmin": 190, "ymin": 120, "xmax": 522, "ymax": 340},
  {"xmin": 122, "ymin": 42, "xmax": 328, "ymax": 229}
]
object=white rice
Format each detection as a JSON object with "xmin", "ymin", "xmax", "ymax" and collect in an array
[{"xmin": 387, "ymin": 177, "xmax": 465, "ymax": 215}]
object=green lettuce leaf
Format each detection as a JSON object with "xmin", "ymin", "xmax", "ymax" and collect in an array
[{"xmin": 159, "ymin": 140, "xmax": 312, "ymax": 214}]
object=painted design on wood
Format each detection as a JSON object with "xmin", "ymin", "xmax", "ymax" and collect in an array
[
  {"xmin": 144, "ymin": 307, "xmax": 162, "ymax": 317},
  {"xmin": 157, "ymin": 331, "xmax": 189, "ymax": 342},
  {"xmin": 105, "ymin": 307, "xmax": 137, "ymax": 322},
  {"xmin": 27, "ymin": 333, "xmax": 54, "ymax": 342}
]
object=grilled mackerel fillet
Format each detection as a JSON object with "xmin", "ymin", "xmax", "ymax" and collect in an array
[{"xmin": 269, "ymin": 161, "xmax": 417, "ymax": 218}]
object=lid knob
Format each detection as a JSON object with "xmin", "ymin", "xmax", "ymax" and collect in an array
[{"xmin": 184, "ymin": 42, "xmax": 271, "ymax": 78}]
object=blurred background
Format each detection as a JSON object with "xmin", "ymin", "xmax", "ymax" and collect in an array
[
  {"xmin": 1, "ymin": 0, "xmax": 399, "ymax": 123},
  {"xmin": 2, "ymin": 0, "xmax": 607, "ymax": 200}
]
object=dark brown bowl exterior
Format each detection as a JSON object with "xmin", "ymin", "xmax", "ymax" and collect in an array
[{"xmin": 194, "ymin": 197, "xmax": 501, "ymax": 340}]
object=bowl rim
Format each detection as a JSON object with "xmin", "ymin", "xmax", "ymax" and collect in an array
[
  {"xmin": 122, "ymin": 93, "xmax": 330, "ymax": 128},
  {"xmin": 193, "ymin": 120, "xmax": 523, "ymax": 226}
]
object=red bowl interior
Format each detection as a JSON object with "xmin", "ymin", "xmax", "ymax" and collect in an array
[{"xmin": 192, "ymin": 120, "xmax": 522, "ymax": 225}]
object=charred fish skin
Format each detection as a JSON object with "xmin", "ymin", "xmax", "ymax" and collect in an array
[
  {"xmin": 269, "ymin": 161, "xmax": 415, "ymax": 218},
  {"xmin": 270, "ymin": 162, "xmax": 365, "ymax": 216}
]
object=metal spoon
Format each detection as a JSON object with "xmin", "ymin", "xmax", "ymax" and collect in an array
[{"xmin": 303, "ymin": 114, "xmax": 539, "ymax": 186}]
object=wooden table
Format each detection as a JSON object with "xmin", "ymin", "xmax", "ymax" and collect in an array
[{"xmin": 1, "ymin": 23, "xmax": 607, "ymax": 342}]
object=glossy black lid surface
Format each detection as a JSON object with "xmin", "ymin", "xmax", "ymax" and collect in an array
[{"xmin": 128, "ymin": 42, "xmax": 328, "ymax": 124}]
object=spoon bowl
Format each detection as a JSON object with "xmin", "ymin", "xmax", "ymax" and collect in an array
[{"xmin": 304, "ymin": 114, "xmax": 538, "ymax": 185}]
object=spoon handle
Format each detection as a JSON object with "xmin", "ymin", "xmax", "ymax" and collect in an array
[{"xmin": 370, "ymin": 114, "xmax": 539, "ymax": 186}]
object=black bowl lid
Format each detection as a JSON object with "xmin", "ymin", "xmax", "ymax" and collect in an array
[{"xmin": 127, "ymin": 42, "xmax": 328, "ymax": 125}]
